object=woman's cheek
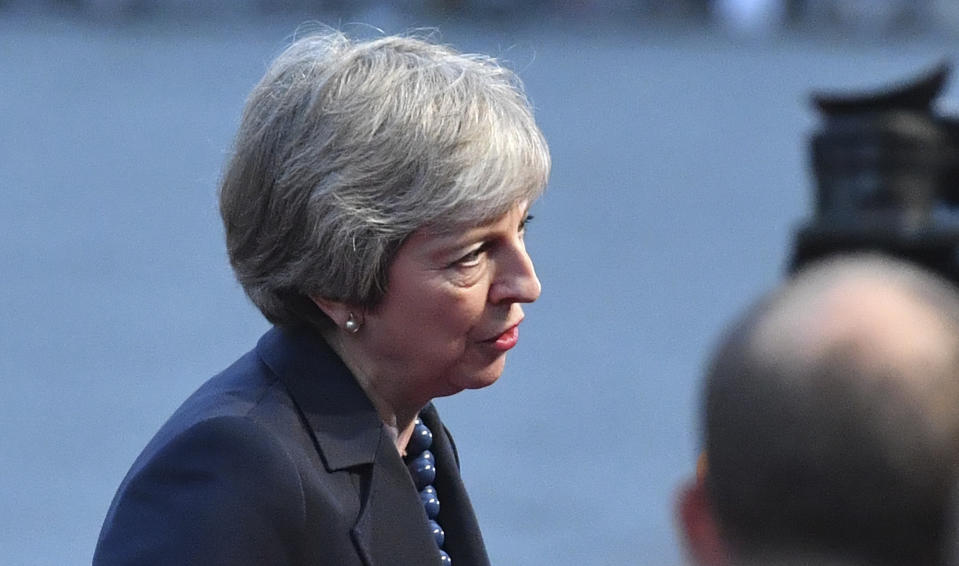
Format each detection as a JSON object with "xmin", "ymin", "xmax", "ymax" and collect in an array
[{"xmin": 445, "ymin": 267, "xmax": 486, "ymax": 290}]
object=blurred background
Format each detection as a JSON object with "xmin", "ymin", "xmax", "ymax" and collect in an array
[{"xmin": 4, "ymin": 1, "xmax": 959, "ymax": 565}]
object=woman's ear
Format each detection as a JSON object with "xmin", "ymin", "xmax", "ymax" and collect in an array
[
  {"xmin": 309, "ymin": 295, "xmax": 355, "ymax": 330},
  {"xmin": 677, "ymin": 476, "xmax": 729, "ymax": 566}
]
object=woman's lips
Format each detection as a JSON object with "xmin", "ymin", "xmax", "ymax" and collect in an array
[{"xmin": 489, "ymin": 325, "xmax": 519, "ymax": 351}]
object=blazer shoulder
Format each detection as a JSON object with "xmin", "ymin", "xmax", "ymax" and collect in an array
[{"xmin": 94, "ymin": 416, "xmax": 307, "ymax": 566}]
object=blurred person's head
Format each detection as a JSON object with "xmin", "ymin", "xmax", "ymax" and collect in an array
[{"xmin": 678, "ymin": 254, "xmax": 959, "ymax": 566}]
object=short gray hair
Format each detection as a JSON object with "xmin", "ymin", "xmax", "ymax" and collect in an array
[{"xmin": 219, "ymin": 29, "xmax": 550, "ymax": 329}]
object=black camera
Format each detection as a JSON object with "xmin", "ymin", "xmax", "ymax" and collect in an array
[{"xmin": 790, "ymin": 61, "xmax": 959, "ymax": 283}]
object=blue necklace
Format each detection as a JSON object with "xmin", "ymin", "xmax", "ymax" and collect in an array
[{"xmin": 406, "ymin": 417, "xmax": 452, "ymax": 565}]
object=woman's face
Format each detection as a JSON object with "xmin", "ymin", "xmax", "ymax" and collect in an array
[{"xmin": 358, "ymin": 201, "xmax": 541, "ymax": 402}]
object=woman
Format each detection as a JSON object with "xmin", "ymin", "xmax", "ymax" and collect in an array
[{"xmin": 93, "ymin": 29, "xmax": 549, "ymax": 566}]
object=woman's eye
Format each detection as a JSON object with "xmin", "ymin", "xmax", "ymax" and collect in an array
[
  {"xmin": 519, "ymin": 214, "xmax": 534, "ymax": 234},
  {"xmin": 452, "ymin": 246, "xmax": 485, "ymax": 268},
  {"xmin": 457, "ymin": 250, "xmax": 482, "ymax": 266}
]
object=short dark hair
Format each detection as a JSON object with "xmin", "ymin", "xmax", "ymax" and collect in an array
[{"xmin": 703, "ymin": 254, "xmax": 959, "ymax": 566}]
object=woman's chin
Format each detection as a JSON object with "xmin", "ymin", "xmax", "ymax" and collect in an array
[
  {"xmin": 466, "ymin": 373, "xmax": 502, "ymax": 390},
  {"xmin": 461, "ymin": 357, "xmax": 509, "ymax": 391},
  {"xmin": 436, "ymin": 357, "xmax": 508, "ymax": 396}
]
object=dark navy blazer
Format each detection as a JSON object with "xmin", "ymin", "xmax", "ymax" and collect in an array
[{"xmin": 93, "ymin": 325, "xmax": 491, "ymax": 566}]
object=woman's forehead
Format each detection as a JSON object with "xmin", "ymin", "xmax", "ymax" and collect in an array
[
  {"xmin": 408, "ymin": 200, "xmax": 531, "ymax": 249},
  {"xmin": 426, "ymin": 199, "xmax": 532, "ymax": 234}
]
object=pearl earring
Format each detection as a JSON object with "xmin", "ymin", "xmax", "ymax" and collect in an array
[{"xmin": 344, "ymin": 312, "xmax": 361, "ymax": 334}]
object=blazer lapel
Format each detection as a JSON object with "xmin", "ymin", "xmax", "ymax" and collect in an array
[
  {"xmin": 351, "ymin": 434, "xmax": 440, "ymax": 566},
  {"xmin": 422, "ymin": 405, "xmax": 491, "ymax": 566},
  {"xmin": 257, "ymin": 325, "xmax": 381, "ymax": 469},
  {"xmin": 256, "ymin": 326, "xmax": 440, "ymax": 566}
]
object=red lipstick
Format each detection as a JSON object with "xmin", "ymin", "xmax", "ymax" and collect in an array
[{"xmin": 490, "ymin": 325, "xmax": 519, "ymax": 351}]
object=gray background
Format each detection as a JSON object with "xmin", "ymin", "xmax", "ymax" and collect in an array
[{"xmin": 3, "ymin": 4, "xmax": 957, "ymax": 565}]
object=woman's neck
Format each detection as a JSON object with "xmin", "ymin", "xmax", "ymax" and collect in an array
[
  {"xmin": 382, "ymin": 417, "xmax": 418, "ymax": 457},
  {"xmin": 322, "ymin": 328, "xmax": 423, "ymax": 454}
]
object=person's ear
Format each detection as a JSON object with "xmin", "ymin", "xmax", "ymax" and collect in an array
[
  {"xmin": 677, "ymin": 474, "xmax": 729, "ymax": 566},
  {"xmin": 310, "ymin": 296, "xmax": 363, "ymax": 333}
]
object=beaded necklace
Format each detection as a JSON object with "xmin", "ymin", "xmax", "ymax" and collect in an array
[{"xmin": 405, "ymin": 417, "xmax": 452, "ymax": 565}]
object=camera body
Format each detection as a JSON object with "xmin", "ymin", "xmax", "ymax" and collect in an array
[{"xmin": 790, "ymin": 62, "xmax": 959, "ymax": 283}]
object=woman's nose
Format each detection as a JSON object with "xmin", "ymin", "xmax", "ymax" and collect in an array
[{"xmin": 489, "ymin": 244, "xmax": 541, "ymax": 305}]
